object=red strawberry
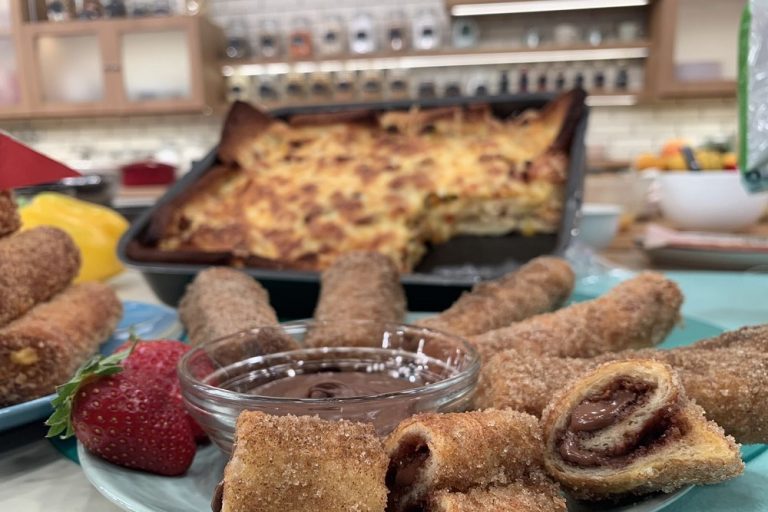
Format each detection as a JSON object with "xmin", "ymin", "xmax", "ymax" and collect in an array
[
  {"xmin": 46, "ymin": 339, "xmax": 201, "ymax": 475},
  {"xmin": 117, "ymin": 340, "xmax": 207, "ymax": 442}
]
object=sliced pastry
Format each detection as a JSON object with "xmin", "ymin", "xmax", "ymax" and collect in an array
[
  {"xmin": 541, "ymin": 359, "xmax": 744, "ymax": 500},
  {"xmin": 214, "ymin": 411, "xmax": 388, "ymax": 512},
  {"xmin": 384, "ymin": 409, "xmax": 548, "ymax": 511}
]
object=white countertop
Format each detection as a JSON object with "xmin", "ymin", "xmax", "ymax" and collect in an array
[{"xmin": 0, "ymin": 270, "xmax": 159, "ymax": 512}]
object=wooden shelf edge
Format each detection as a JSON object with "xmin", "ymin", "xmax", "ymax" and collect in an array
[{"xmin": 222, "ymin": 43, "xmax": 651, "ymax": 76}]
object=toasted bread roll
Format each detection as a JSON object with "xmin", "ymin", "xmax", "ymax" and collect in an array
[
  {"xmin": 306, "ymin": 252, "xmax": 406, "ymax": 348},
  {"xmin": 471, "ymin": 273, "xmax": 683, "ymax": 360},
  {"xmin": 179, "ymin": 267, "xmax": 282, "ymax": 345},
  {"xmin": 0, "ymin": 226, "xmax": 81, "ymax": 327},
  {"xmin": 429, "ymin": 479, "xmax": 566, "ymax": 512},
  {"xmin": 476, "ymin": 324, "xmax": 768, "ymax": 444},
  {"xmin": 416, "ymin": 257, "xmax": 574, "ymax": 336},
  {"xmin": 541, "ymin": 360, "xmax": 743, "ymax": 500},
  {"xmin": 384, "ymin": 409, "xmax": 545, "ymax": 511},
  {"xmin": 215, "ymin": 411, "xmax": 388, "ymax": 512},
  {"xmin": 0, "ymin": 190, "xmax": 19, "ymax": 238},
  {"xmin": 0, "ymin": 282, "xmax": 122, "ymax": 406}
]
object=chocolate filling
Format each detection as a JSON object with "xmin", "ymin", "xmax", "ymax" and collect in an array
[
  {"xmin": 569, "ymin": 389, "xmax": 637, "ymax": 432},
  {"xmin": 386, "ymin": 437, "xmax": 431, "ymax": 511},
  {"xmin": 556, "ymin": 379, "xmax": 680, "ymax": 468},
  {"xmin": 211, "ymin": 480, "xmax": 223, "ymax": 512}
]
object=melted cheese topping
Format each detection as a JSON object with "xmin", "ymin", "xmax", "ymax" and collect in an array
[{"xmin": 159, "ymin": 106, "xmax": 569, "ymax": 271}]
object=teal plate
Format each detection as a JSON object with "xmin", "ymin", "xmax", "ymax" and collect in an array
[
  {"xmin": 0, "ymin": 301, "xmax": 182, "ymax": 433},
  {"xmin": 76, "ymin": 306, "xmax": 765, "ymax": 512}
]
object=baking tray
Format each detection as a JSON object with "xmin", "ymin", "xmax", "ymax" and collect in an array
[{"xmin": 118, "ymin": 92, "xmax": 588, "ymax": 318}]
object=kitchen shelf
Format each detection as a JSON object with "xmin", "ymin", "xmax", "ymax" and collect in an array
[
  {"xmin": 222, "ymin": 42, "xmax": 650, "ymax": 77},
  {"xmin": 446, "ymin": 0, "xmax": 650, "ymax": 17}
]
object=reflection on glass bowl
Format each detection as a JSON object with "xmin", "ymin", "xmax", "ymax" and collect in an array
[{"xmin": 178, "ymin": 320, "xmax": 480, "ymax": 454}]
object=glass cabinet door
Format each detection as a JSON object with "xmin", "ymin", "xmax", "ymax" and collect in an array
[
  {"xmin": 0, "ymin": 0, "xmax": 21, "ymax": 109},
  {"xmin": 0, "ymin": 37, "xmax": 21, "ymax": 107},
  {"xmin": 35, "ymin": 33, "xmax": 106, "ymax": 104},
  {"xmin": 120, "ymin": 29, "xmax": 192, "ymax": 102},
  {"xmin": 672, "ymin": 0, "xmax": 744, "ymax": 83}
]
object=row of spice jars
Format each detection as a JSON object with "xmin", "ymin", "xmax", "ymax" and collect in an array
[{"xmin": 226, "ymin": 62, "xmax": 645, "ymax": 104}]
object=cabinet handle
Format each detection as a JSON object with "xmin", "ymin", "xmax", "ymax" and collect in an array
[{"xmin": 104, "ymin": 64, "xmax": 121, "ymax": 72}]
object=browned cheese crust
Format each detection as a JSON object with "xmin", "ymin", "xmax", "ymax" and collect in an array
[
  {"xmin": 470, "ymin": 272, "xmax": 683, "ymax": 360},
  {"xmin": 429, "ymin": 478, "xmax": 566, "ymax": 512},
  {"xmin": 178, "ymin": 267, "xmax": 280, "ymax": 345},
  {"xmin": 0, "ymin": 190, "xmax": 20, "ymax": 238},
  {"xmin": 151, "ymin": 91, "xmax": 585, "ymax": 272},
  {"xmin": 0, "ymin": 226, "xmax": 81, "ymax": 327},
  {"xmin": 384, "ymin": 409, "xmax": 546, "ymax": 511},
  {"xmin": 306, "ymin": 252, "xmax": 406, "ymax": 347},
  {"xmin": 218, "ymin": 411, "xmax": 388, "ymax": 512},
  {"xmin": 541, "ymin": 360, "xmax": 743, "ymax": 500},
  {"xmin": 475, "ymin": 324, "xmax": 768, "ymax": 444},
  {"xmin": 0, "ymin": 282, "xmax": 122, "ymax": 406},
  {"xmin": 416, "ymin": 256, "xmax": 574, "ymax": 336}
]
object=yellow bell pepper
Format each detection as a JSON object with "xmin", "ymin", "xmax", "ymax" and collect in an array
[{"xmin": 19, "ymin": 192, "xmax": 129, "ymax": 283}]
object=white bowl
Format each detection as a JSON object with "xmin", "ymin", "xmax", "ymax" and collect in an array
[
  {"xmin": 576, "ymin": 203, "xmax": 622, "ymax": 250},
  {"xmin": 658, "ymin": 172, "xmax": 768, "ymax": 231}
]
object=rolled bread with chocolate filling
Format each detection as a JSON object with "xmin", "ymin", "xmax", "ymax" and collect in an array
[
  {"xmin": 384, "ymin": 409, "xmax": 546, "ymax": 512},
  {"xmin": 541, "ymin": 360, "xmax": 743, "ymax": 500},
  {"xmin": 475, "ymin": 324, "xmax": 768, "ymax": 444}
]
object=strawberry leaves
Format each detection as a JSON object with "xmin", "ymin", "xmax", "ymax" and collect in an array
[{"xmin": 45, "ymin": 339, "xmax": 138, "ymax": 439}]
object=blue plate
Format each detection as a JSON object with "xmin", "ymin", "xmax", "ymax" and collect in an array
[{"xmin": 0, "ymin": 301, "xmax": 181, "ymax": 432}]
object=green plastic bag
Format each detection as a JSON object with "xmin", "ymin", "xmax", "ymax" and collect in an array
[{"xmin": 740, "ymin": 0, "xmax": 768, "ymax": 192}]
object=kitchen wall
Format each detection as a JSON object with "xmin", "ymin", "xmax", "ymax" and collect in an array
[{"xmin": 0, "ymin": 0, "xmax": 739, "ymax": 171}]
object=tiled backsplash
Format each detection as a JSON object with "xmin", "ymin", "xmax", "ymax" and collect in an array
[{"xmin": 0, "ymin": 98, "xmax": 738, "ymax": 172}]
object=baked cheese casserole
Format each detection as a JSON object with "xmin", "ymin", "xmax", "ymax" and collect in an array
[{"xmin": 148, "ymin": 91, "xmax": 584, "ymax": 271}]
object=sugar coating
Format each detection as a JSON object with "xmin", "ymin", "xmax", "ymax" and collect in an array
[
  {"xmin": 541, "ymin": 360, "xmax": 744, "ymax": 500},
  {"xmin": 416, "ymin": 256, "xmax": 574, "ymax": 337},
  {"xmin": 0, "ymin": 227, "xmax": 81, "ymax": 327},
  {"xmin": 475, "ymin": 325, "xmax": 768, "ymax": 444},
  {"xmin": 0, "ymin": 282, "xmax": 122, "ymax": 406},
  {"xmin": 220, "ymin": 411, "xmax": 389, "ymax": 512},
  {"xmin": 179, "ymin": 267, "xmax": 281, "ymax": 346},
  {"xmin": 306, "ymin": 251, "xmax": 406, "ymax": 348},
  {"xmin": 0, "ymin": 190, "xmax": 19, "ymax": 238},
  {"xmin": 429, "ymin": 477, "xmax": 566, "ymax": 512},
  {"xmin": 470, "ymin": 272, "xmax": 683, "ymax": 360},
  {"xmin": 384, "ymin": 409, "xmax": 546, "ymax": 510}
]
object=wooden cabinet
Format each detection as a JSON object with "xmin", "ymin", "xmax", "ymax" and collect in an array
[
  {"xmin": 0, "ymin": 0, "xmax": 29, "ymax": 114},
  {"xmin": 649, "ymin": 0, "xmax": 744, "ymax": 98},
  {"xmin": 1, "ymin": 13, "xmax": 223, "ymax": 118}
]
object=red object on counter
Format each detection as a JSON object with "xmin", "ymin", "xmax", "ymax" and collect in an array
[
  {"xmin": 0, "ymin": 134, "xmax": 81, "ymax": 190},
  {"xmin": 120, "ymin": 161, "xmax": 176, "ymax": 187}
]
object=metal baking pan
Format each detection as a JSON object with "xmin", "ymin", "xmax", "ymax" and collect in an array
[{"xmin": 118, "ymin": 92, "xmax": 588, "ymax": 318}]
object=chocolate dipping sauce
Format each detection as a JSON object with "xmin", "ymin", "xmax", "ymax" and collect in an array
[{"xmin": 250, "ymin": 371, "xmax": 423, "ymax": 399}]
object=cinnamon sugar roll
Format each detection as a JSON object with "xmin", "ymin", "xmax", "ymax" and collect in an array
[
  {"xmin": 384, "ymin": 409, "xmax": 547, "ymax": 512},
  {"xmin": 429, "ymin": 479, "xmax": 566, "ymax": 512},
  {"xmin": 470, "ymin": 273, "xmax": 683, "ymax": 360},
  {"xmin": 541, "ymin": 360, "xmax": 743, "ymax": 500},
  {"xmin": 475, "ymin": 325, "xmax": 768, "ymax": 444},
  {"xmin": 416, "ymin": 257, "xmax": 574, "ymax": 337}
]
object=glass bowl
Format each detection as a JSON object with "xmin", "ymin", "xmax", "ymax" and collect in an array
[{"xmin": 178, "ymin": 320, "xmax": 479, "ymax": 454}]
